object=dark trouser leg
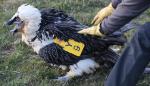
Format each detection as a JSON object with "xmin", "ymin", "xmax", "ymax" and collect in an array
[{"xmin": 104, "ymin": 22, "xmax": 150, "ymax": 86}]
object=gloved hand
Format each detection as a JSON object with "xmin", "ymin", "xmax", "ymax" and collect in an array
[
  {"xmin": 78, "ymin": 24, "xmax": 103, "ymax": 36},
  {"xmin": 91, "ymin": 3, "xmax": 114, "ymax": 25}
]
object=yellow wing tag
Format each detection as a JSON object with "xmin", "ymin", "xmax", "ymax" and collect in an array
[{"xmin": 54, "ymin": 38, "xmax": 85, "ymax": 57}]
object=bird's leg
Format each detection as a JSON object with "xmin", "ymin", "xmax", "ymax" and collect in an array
[
  {"xmin": 56, "ymin": 66, "xmax": 82, "ymax": 81},
  {"xmin": 58, "ymin": 65, "xmax": 68, "ymax": 70},
  {"xmin": 56, "ymin": 58, "xmax": 100, "ymax": 81}
]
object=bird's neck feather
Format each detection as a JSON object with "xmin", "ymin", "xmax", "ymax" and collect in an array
[{"xmin": 22, "ymin": 20, "xmax": 53, "ymax": 54}]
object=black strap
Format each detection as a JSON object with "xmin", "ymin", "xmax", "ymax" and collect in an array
[{"xmin": 31, "ymin": 36, "xmax": 37, "ymax": 42}]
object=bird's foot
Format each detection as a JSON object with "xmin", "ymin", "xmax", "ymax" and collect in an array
[{"xmin": 53, "ymin": 76, "xmax": 70, "ymax": 81}]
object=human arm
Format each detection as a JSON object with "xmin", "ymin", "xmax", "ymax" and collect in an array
[
  {"xmin": 91, "ymin": 0, "xmax": 122, "ymax": 25},
  {"xmin": 101, "ymin": 0, "xmax": 150, "ymax": 35},
  {"xmin": 79, "ymin": 0, "xmax": 150, "ymax": 36}
]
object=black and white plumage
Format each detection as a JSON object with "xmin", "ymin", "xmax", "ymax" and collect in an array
[
  {"xmin": 37, "ymin": 8, "xmax": 124, "ymax": 66},
  {"xmin": 6, "ymin": 4, "xmax": 126, "ymax": 80}
]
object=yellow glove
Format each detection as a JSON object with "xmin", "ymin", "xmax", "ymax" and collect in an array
[
  {"xmin": 78, "ymin": 24, "xmax": 103, "ymax": 36},
  {"xmin": 91, "ymin": 3, "xmax": 114, "ymax": 25}
]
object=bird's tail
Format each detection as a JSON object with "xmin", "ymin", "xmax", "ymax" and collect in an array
[
  {"xmin": 93, "ymin": 48, "xmax": 150, "ymax": 74},
  {"xmin": 93, "ymin": 48, "xmax": 120, "ymax": 68},
  {"xmin": 100, "ymin": 22, "xmax": 139, "ymax": 46}
]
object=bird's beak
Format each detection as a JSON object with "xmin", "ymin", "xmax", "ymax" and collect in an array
[
  {"xmin": 10, "ymin": 25, "xmax": 20, "ymax": 35},
  {"xmin": 5, "ymin": 16, "xmax": 23, "ymax": 35},
  {"xmin": 6, "ymin": 17, "xmax": 17, "ymax": 25}
]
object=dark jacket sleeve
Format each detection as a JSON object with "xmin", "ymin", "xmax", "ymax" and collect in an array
[
  {"xmin": 101, "ymin": 0, "xmax": 150, "ymax": 35},
  {"xmin": 111, "ymin": 0, "xmax": 122, "ymax": 8}
]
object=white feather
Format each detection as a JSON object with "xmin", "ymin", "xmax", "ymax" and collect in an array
[
  {"xmin": 57, "ymin": 59, "xmax": 100, "ymax": 81},
  {"xmin": 13, "ymin": 4, "xmax": 53, "ymax": 53},
  {"xmin": 12, "ymin": 4, "xmax": 103, "ymax": 81}
]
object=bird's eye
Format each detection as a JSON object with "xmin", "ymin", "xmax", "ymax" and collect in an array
[
  {"xmin": 14, "ymin": 16, "xmax": 22, "ymax": 24},
  {"xmin": 15, "ymin": 16, "xmax": 20, "ymax": 21}
]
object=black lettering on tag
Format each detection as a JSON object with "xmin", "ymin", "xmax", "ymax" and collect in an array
[
  {"xmin": 65, "ymin": 41, "xmax": 72, "ymax": 47},
  {"xmin": 74, "ymin": 46, "xmax": 80, "ymax": 51}
]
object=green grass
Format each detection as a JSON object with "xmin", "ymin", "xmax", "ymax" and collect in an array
[{"xmin": 0, "ymin": 0, "xmax": 150, "ymax": 86}]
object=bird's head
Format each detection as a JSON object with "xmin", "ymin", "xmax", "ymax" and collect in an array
[{"xmin": 5, "ymin": 4, "xmax": 41, "ymax": 35}]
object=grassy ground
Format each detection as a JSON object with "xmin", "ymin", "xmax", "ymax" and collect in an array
[{"xmin": 0, "ymin": 0, "xmax": 150, "ymax": 86}]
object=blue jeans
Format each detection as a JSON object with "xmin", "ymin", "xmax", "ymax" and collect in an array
[{"xmin": 105, "ymin": 22, "xmax": 150, "ymax": 86}]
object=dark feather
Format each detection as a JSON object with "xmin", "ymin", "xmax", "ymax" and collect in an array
[{"xmin": 36, "ymin": 8, "xmax": 123, "ymax": 66}]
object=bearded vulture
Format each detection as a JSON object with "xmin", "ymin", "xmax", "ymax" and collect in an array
[{"xmin": 6, "ymin": 4, "xmax": 127, "ymax": 81}]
